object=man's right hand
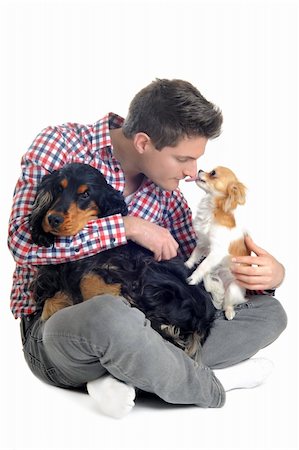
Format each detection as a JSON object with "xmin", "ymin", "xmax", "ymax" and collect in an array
[{"xmin": 123, "ymin": 216, "xmax": 179, "ymax": 261}]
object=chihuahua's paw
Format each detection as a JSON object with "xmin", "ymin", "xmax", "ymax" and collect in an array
[
  {"xmin": 185, "ymin": 259, "xmax": 195, "ymax": 269},
  {"xmin": 224, "ymin": 306, "xmax": 236, "ymax": 320},
  {"xmin": 187, "ymin": 271, "xmax": 203, "ymax": 285}
]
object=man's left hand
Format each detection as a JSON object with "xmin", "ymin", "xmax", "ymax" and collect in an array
[{"xmin": 230, "ymin": 235, "xmax": 285, "ymax": 290}]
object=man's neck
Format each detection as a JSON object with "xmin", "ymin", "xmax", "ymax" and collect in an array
[{"xmin": 110, "ymin": 128, "xmax": 145, "ymax": 196}]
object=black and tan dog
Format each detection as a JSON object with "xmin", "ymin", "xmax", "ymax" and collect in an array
[{"xmin": 29, "ymin": 163, "xmax": 215, "ymax": 358}]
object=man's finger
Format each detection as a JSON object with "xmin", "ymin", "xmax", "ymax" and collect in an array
[{"xmin": 245, "ymin": 235, "xmax": 268, "ymax": 256}]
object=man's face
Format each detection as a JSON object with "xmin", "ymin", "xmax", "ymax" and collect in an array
[{"xmin": 140, "ymin": 135, "xmax": 208, "ymax": 191}]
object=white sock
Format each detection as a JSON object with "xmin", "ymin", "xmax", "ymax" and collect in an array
[
  {"xmin": 87, "ymin": 374, "xmax": 136, "ymax": 419},
  {"xmin": 214, "ymin": 357, "xmax": 274, "ymax": 392}
]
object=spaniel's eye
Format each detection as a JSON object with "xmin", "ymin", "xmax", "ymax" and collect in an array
[
  {"xmin": 210, "ymin": 170, "xmax": 216, "ymax": 177},
  {"xmin": 80, "ymin": 191, "xmax": 90, "ymax": 199}
]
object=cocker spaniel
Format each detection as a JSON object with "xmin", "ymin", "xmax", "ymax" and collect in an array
[{"xmin": 29, "ymin": 163, "xmax": 215, "ymax": 358}]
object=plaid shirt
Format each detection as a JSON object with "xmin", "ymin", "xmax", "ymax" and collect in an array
[{"xmin": 8, "ymin": 113, "xmax": 197, "ymax": 318}]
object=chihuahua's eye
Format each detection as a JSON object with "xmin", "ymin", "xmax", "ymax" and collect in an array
[
  {"xmin": 210, "ymin": 170, "xmax": 217, "ymax": 177},
  {"xmin": 79, "ymin": 191, "xmax": 90, "ymax": 199}
]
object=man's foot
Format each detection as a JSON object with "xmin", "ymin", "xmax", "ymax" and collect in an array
[
  {"xmin": 87, "ymin": 374, "xmax": 136, "ymax": 419},
  {"xmin": 214, "ymin": 357, "xmax": 274, "ymax": 391}
]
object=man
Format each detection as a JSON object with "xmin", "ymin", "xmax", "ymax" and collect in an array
[{"xmin": 8, "ymin": 79, "xmax": 286, "ymax": 418}]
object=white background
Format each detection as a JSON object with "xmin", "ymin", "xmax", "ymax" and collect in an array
[{"xmin": 0, "ymin": 0, "xmax": 298, "ymax": 449}]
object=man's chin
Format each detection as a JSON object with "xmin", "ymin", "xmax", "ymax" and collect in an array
[{"xmin": 155, "ymin": 179, "xmax": 179, "ymax": 191}]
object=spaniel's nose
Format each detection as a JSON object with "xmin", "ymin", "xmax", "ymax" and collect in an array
[{"xmin": 47, "ymin": 214, "xmax": 64, "ymax": 229}]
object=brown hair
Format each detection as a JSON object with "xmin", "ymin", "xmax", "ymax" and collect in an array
[{"xmin": 123, "ymin": 79, "xmax": 223, "ymax": 149}]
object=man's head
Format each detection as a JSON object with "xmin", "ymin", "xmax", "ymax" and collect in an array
[{"xmin": 123, "ymin": 78, "xmax": 223, "ymax": 149}]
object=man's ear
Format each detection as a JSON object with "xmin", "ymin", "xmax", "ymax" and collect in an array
[{"xmin": 133, "ymin": 132, "xmax": 151, "ymax": 154}]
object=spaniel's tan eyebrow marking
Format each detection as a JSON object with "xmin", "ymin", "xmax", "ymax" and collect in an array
[
  {"xmin": 60, "ymin": 178, "xmax": 68, "ymax": 189},
  {"xmin": 77, "ymin": 184, "xmax": 89, "ymax": 194}
]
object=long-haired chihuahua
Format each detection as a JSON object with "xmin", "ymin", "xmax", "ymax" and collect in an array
[{"xmin": 185, "ymin": 166, "xmax": 250, "ymax": 320}]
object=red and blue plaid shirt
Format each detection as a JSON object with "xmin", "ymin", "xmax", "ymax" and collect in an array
[{"xmin": 8, "ymin": 113, "xmax": 197, "ymax": 318}]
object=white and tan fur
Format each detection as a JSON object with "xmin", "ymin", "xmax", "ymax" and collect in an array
[{"xmin": 185, "ymin": 166, "xmax": 250, "ymax": 320}]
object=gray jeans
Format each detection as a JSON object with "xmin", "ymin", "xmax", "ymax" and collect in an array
[{"xmin": 20, "ymin": 294, "xmax": 287, "ymax": 408}]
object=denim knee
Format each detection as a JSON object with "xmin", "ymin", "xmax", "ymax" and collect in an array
[
  {"xmin": 267, "ymin": 296, "xmax": 288, "ymax": 335},
  {"xmin": 248, "ymin": 295, "xmax": 288, "ymax": 342},
  {"xmin": 44, "ymin": 294, "xmax": 147, "ymax": 344}
]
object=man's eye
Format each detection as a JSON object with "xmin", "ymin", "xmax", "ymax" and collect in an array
[{"xmin": 80, "ymin": 191, "xmax": 90, "ymax": 199}]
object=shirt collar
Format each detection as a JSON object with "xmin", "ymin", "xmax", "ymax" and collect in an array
[{"xmin": 92, "ymin": 112, "xmax": 124, "ymax": 160}]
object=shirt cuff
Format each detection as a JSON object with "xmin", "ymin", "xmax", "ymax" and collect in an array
[
  {"xmin": 246, "ymin": 289, "xmax": 276, "ymax": 297},
  {"xmin": 33, "ymin": 214, "xmax": 127, "ymax": 263}
]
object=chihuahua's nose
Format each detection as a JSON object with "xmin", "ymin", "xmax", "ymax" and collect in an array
[
  {"xmin": 198, "ymin": 170, "xmax": 204, "ymax": 175},
  {"xmin": 47, "ymin": 214, "xmax": 64, "ymax": 229}
]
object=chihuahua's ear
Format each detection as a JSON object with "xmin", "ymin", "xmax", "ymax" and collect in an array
[{"xmin": 224, "ymin": 182, "xmax": 246, "ymax": 212}]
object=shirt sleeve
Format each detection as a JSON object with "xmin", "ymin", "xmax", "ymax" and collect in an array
[
  {"xmin": 160, "ymin": 189, "xmax": 197, "ymax": 260},
  {"xmin": 7, "ymin": 126, "xmax": 127, "ymax": 266},
  {"xmin": 247, "ymin": 289, "xmax": 276, "ymax": 297}
]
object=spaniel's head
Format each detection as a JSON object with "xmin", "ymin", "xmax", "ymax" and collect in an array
[{"xmin": 29, "ymin": 163, "xmax": 128, "ymax": 247}]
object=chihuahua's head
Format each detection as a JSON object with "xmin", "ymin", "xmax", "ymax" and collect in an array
[{"xmin": 195, "ymin": 166, "xmax": 246, "ymax": 212}]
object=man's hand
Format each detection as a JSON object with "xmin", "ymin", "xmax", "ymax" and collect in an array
[
  {"xmin": 123, "ymin": 216, "xmax": 179, "ymax": 261},
  {"xmin": 231, "ymin": 235, "xmax": 285, "ymax": 290}
]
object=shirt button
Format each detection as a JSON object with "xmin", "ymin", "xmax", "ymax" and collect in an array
[
  {"xmin": 110, "ymin": 237, "xmax": 116, "ymax": 244},
  {"xmin": 115, "ymin": 167, "xmax": 120, "ymax": 173},
  {"xmin": 74, "ymin": 248, "xmax": 80, "ymax": 253}
]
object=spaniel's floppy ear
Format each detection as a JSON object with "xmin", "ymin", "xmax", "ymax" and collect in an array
[
  {"xmin": 29, "ymin": 170, "xmax": 61, "ymax": 247},
  {"xmin": 224, "ymin": 182, "xmax": 246, "ymax": 212},
  {"xmin": 96, "ymin": 184, "xmax": 128, "ymax": 217}
]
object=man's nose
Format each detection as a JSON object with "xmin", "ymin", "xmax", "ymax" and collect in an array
[{"xmin": 183, "ymin": 161, "xmax": 198, "ymax": 178}]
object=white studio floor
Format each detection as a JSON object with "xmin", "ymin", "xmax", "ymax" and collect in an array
[{"xmin": 1, "ymin": 295, "xmax": 297, "ymax": 450}]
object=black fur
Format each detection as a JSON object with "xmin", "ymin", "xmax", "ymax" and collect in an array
[{"xmin": 29, "ymin": 163, "xmax": 215, "ymax": 356}]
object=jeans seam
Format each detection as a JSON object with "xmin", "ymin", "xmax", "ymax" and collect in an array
[
  {"xmin": 23, "ymin": 348, "xmax": 73, "ymax": 387},
  {"xmin": 213, "ymin": 376, "xmax": 226, "ymax": 407},
  {"xmin": 98, "ymin": 358, "xmax": 150, "ymax": 390},
  {"xmin": 45, "ymin": 334, "xmax": 151, "ymax": 389}
]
